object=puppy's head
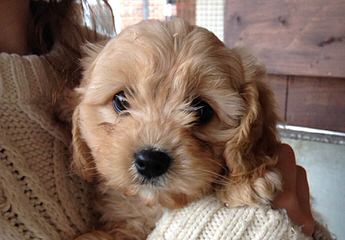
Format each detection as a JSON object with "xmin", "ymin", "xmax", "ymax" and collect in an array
[{"xmin": 72, "ymin": 19, "xmax": 280, "ymax": 208}]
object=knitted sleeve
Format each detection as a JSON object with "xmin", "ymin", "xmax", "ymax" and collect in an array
[{"xmin": 148, "ymin": 195, "xmax": 333, "ymax": 240}]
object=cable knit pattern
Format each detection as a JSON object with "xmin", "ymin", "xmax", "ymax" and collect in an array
[
  {"xmin": 149, "ymin": 195, "xmax": 333, "ymax": 240},
  {"xmin": 0, "ymin": 52, "xmax": 93, "ymax": 240}
]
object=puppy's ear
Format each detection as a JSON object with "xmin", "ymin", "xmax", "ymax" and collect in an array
[
  {"xmin": 80, "ymin": 41, "xmax": 107, "ymax": 86},
  {"xmin": 71, "ymin": 106, "xmax": 95, "ymax": 182},
  {"xmin": 218, "ymin": 48, "xmax": 281, "ymax": 206},
  {"xmin": 70, "ymin": 41, "xmax": 105, "ymax": 182}
]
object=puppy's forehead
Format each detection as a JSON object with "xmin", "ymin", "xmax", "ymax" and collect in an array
[{"xmin": 90, "ymin": 20, "xmax": 234, "ymax": 103}]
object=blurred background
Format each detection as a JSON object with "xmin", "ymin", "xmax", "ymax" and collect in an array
[{"xmin": 92, "ymin": 0, "xmax": 345, "ymax": 238}]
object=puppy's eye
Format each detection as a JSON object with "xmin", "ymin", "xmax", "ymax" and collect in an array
[
  {"xmin": 112, "ymin": 91, "xmax": 129, "ymax": 113},
  {"xmin": 191, "ymin": 98, "xmax": 214, "ymax": 125}
]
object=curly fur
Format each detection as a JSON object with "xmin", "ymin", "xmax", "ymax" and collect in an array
[{"xmin": 72, "ymin": 19, "xmax": 282, "ymax": 239}]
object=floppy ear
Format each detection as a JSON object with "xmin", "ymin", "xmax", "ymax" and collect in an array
[
  {"xmin": 80, "ymin": 41, "xmax": 107, "ymax": 86},
  {"xmin": 71, "ymin": 41, "xmax": 105, "ymax": 182},
  {"xmin": 71, "ymin": 106, "xmax": 95, "ymax": 182},
  {"xmin": 218, "ymin": 48, "xmax": 281, "ymax": 207}
]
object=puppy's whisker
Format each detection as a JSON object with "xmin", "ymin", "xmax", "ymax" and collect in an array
[
  {"xmin": 71, "ymin": 166, "xmax": 98, "ymax": 172},
  {"xmin": 197, "ymin": 168, "xmax": 227, "ymax": 178},
  {"xmin": 65, "ymin": 167, "xmax": 99, "ymax": 178},
  {"xmin": 196, "ymin": 169, "xmax": 230, "ymax": 183},
  {"xmin": 66, "ymin": 167, "xmax": 97, "ymax": 176},
  {"xmin": 209, "ymin": 162, "xmax": 228, "ymax": 173}
]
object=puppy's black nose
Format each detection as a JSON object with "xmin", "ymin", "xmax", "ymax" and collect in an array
[{"xmin": 134, "ymin": 148, "xmax": 171, "ymax": 179}]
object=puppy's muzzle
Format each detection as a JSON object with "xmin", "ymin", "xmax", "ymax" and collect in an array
[{"xmin": 134, "ymin": 148, "xmax": 171, "ymax": 179}]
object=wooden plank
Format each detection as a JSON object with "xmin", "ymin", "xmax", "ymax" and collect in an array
[
  {"xmin": 286, "ymin": 76, "xmax": 345, "ymax": 132},
  {"xmin": 266, "ymin": 75, "xmax": 287, "ymax": 122},
  {"xmin": 224, "ymin": 0, "xmax": 345, "ymax": 78}
]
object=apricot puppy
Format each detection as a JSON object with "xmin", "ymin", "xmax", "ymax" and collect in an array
[{"xmin": 72, "ymin": 19, "xmax": 281, "ymax": 239}]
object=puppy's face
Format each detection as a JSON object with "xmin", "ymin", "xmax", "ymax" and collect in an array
[{"xmin": 73, "ymin": 20, "xmax": 279, "ymax": 208}]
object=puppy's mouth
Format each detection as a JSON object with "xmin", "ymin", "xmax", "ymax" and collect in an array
[
  {"xmin": 132, "ymin": 147, "xmax": 172, "ymax": 187},
  {"xmin": 137, "ymin": 175, "xmax": 167, "ymax": 187}
]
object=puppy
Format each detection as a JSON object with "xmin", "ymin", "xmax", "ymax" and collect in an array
[{"xmin": 72, "ymin": 19, "xmax": 281, "ymax": 240}]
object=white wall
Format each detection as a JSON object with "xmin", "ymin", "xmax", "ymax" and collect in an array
[
  {"xmin": 196, "ymin": 0, "xmax": 224, "ymax": 41},
  {"xmin": 283, "ymin": 138, "xmax": 344, "ymax": 239}
]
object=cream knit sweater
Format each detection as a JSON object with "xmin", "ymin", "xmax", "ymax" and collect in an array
[
  {"xmin": 0, "ymin": 52, "xmax": 93, "ymax": 240},
  {"xmin": 149, "ymin": 195, "xmax": 333, "ymax": 240},
  {"xmin": 148, "ymin": 195, "xmax": 308, "ymax": 240}
]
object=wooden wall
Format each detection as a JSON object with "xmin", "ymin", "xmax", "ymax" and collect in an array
[{"xmin": 224, "ymin": 0, "xmax": 345, "ymax": 132}]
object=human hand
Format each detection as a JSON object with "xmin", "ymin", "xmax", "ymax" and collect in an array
[{"xmin": 272, "ymin": 144, "xmax": 315, "ymax": 236}]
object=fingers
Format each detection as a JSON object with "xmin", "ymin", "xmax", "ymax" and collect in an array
[
  {"xmin": 278, "ymin": 143, "xmax": 297, "ymax": 166},
  {"xmin": 273, "ymin": 144, "xmax": 315, "ymax": 236},
  {"xmin": 296, "ymin": 166, "xmax": 310, "ymax": 213},
  {"xmin": 276, "ymin": 143, "xmax": 297, "ymax": 193},
  {"xmin": 296, "ymin": 165, "xmax": 315, "ymax": 236}
]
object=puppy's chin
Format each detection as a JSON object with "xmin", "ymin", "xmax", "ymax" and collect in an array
[
  {"xmin": 119, "ymin": 176, "xmax": 210, "ymax": 209},
  {"xmin": 136, "ymin": 188, "xmax": 197, "ymax": 209}
]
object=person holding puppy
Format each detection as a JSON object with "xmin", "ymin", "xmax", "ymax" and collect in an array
[{"xmin": 0, "ymin": 0, "xmax": 327, "ymax": 239}]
